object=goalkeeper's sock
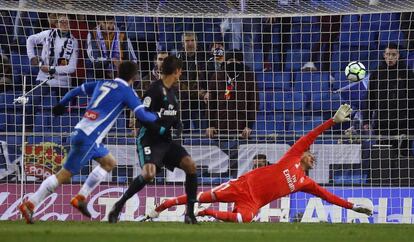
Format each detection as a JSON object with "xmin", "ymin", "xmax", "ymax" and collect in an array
[
  {"xmin": 78, "ymin": 165, "xmax": 108, "ymax": 198},
  {"xmin": 185, "ymin": 173, "xmax": 198, "ymax": 215},
  {"xmin": 199, "ymin": 209, "xmax": 239, "ymax": 223},
  {"xmin": 117, "ymin": 175, "xmax": 147, "ymax": 208},
  {"xmin": 30, "ymin": 174, "xmax": 59, "ymax": 207},
  {"xmin": 155, "ymin": 195, "xmax": 187, "ymax": 213}
]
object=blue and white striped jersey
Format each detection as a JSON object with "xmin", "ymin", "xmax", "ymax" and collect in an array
[{"xmin": 59, "ymin": 78, "xmax": 157, "ymax": 144}]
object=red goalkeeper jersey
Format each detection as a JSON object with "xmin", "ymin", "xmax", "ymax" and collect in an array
[{"xmin": 240, "ymin": 118, "xmax": 353, "ymax": 210}]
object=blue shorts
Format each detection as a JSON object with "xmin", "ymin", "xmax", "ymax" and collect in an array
[{"xmin": 63, "ymin": 129, "xmax": 110, "ymax": 175}]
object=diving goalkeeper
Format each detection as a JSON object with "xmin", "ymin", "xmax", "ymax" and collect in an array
[{"xmin": 146, "ymin": 104, "xmax": 373, "ymax": 223}]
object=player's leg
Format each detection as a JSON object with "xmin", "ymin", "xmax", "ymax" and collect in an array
[
  {"xmin": 108, "ymin": 163, "xmax": 156, "ymax": 223},
  {"xmin": 77, "ymin": 153, "xmax": 114, "ymax": 198},
  {"xmin": 198, "ymin": 207, "xmax": 255, "ymax": 223},
  {"xmin": 71, "ymin": 145, "xmax": 113, "ymax": 217},
  {"xmin": 171, "ymin": 143, "xmax": 198, "ymax": 224},
  {"xmin": 19, "ymin": 168, "xmax": 72, "ymax": 224}
]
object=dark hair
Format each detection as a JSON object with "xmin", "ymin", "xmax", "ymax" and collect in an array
[
  {"xmin": 253, "ymin": 154, "xmax": 267, "ymax": 160},
  {"xmin": 118, "ymin": 61, "xmax": 138, "ymax": 81},
  {"xmin": 161, "ymin": 55, "xmax": 183, "ymax": 75},
  {"xmin": 386, "ymin": 42, "xmax": 399, "ymax": 50}
]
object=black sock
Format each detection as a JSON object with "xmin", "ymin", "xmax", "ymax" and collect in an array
[
  {"xmin": 185, "ymin": 173, "xmax": 198, "ymax": 215},
  {"xmin": 116, "ymin": 175, "xmax": 147, "ymax": 209}
]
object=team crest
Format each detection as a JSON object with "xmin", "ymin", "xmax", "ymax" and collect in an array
[{"xmin": 143, "ymin": 96, "xmax": 152, "ymax": 108}]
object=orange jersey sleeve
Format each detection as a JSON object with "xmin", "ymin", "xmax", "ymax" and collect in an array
[{"xmin": 300, "ymin": 178, "xmax": 354, "ymax": 209}]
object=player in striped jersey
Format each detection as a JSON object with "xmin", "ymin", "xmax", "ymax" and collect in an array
[{"xmin": 19, "ymin": 61, "xmax": 160, "ymax": 224}]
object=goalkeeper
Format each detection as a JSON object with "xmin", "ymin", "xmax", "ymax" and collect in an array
[{"xmin": 147, "ymin": 104, "xmax": 373, "ymax": 223}]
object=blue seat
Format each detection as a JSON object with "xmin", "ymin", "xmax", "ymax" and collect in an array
[
  {"xmin": 310, "ymin": 92, "xmax": 342, "ymax": 111},
  {"xmin": 379, "ymin": 13, "xmax": 401, "ymax": 31},
  {"xmin": 378, "ymin": 31, "xmax": 406, "ymax": 48},
  {"xmin": 274, "ymin": 91, "xmax": 308, "ymax": 111},
  {"xmin": 253, "ymin": 51, "xmax": 264, "ymax": 71},
  {"xmin": 285, "ymin": 50, "xmax": 311, "ymax": 71},
  {"xmin": 289, "ymin": 114, "xmax": 324, "ymax": 135},
  {"xmin": 34, "ymin": 113, "xmax": 80, "ymax": 133},
  {"xmin": 27, "ymin": 136, "xmax": 66, "ymax": 145},
  {"xmin": 293, "ymin": 72, "xmax": 331, "ymax": 93},
  {"xmin": 255, "ymin": 111, "xmax": 292, "ymax": 134}
]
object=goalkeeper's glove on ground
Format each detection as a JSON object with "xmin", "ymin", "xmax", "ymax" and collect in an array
[
  {"xmin": 333, "ymin": 103, "xmax": 352, "ymax": 123},
  {"xmin": 52, "ymin": 104, "xmax": 66, "ymax": 116},
  {"xmin": 352, "ymin": 204, "xmax": 373, "ymax": 216}
]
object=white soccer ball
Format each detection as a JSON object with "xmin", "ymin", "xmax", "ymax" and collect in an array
[{"xmin": 345, "ymin": 61, "xmax": 367, "ymax": 82}]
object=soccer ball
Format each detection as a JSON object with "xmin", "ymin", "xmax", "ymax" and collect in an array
[{"xmin": 345, "ymin": 61, "xmax": 366, "ymax": 82}]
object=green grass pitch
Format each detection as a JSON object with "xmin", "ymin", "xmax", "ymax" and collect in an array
[{"xmin": 0, "ymin": 221, "xmax": 412, "ymax": 242}]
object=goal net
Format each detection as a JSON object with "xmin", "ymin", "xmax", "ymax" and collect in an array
[{"xmin": 0, "ymin": 0, "xmax": 413, "ymax": 223}]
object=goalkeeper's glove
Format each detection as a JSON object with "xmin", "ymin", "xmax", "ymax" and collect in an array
[
  {"xmin": 52, "ymin": 103, "xmax": 66, "ymax": 116},
  {"xmin": 352, "ymin": 204, "xmax": 373, "ymax": 216},
  {"xmin": 333, "ymin": 103, "xmax": 352, "ymax": 123}
]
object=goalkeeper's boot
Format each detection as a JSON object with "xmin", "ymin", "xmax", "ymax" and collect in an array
[
  {"xmin": 70, "ymin": 194, "xmax": 91, "ymax": 218},
  {"xmin": 184, "ymin": 213, "xmax": 198, "ymax": 224},
  {"xmin": 19, "ymin": 201, "xmax": 35, "ymax": 224},
  {"xmin": 147, "ymin": 207, "xmax": 160, "ymax": 219},
  {"xmin": 108, "ymin": 201, "xmax": 123, "ymax": 223}
]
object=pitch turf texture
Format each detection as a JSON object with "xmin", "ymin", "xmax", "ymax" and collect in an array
[{"xmin": 0, "ymin": 221, "xmax": 412, "ymax": 242}]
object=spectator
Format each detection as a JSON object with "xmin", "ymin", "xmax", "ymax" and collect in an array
[
  {"xmin": 87, "ymin": 15, "xmax": 137, "ymax": 79},
  {"xmin": 220, "ymin": 0, "xmax": 254, "ymax": 70},
  {"xmin": 206, "ymin": 42, "xmax": 225, "ymax": 76},
  {"xmin": 302, "ymin": 15, "xmax": 341, "ymax": 72},
  {"xmin": 363, "ymin": 43, "xmax": 414, "ymax": 156},
  {"xmin": 139, "ymin": 51, "xmax": 169, "ymax": 97},
  {"xmin": 129, "ymin": 51, "xmax": 170, "ymax": 131},
  {"xmin": 401, "ymin": 12, "xmax": 414, "ymax": 51},
  {"xmin": 142, "ymin": 51, "xmax": 169, "ymax": 82},
  {"xmin": 252, "ymin": 154, "xmax": 270, "ymax": 169},
  {"xmin": 205, "ymin": 50, "xmax": 257, "ymax": 139},
  {"xmin": 69, "ymin": 14, "xmax": 88, "ymax": 86},
  {"xmin": 177, "ymin": 32, "xmax": 208, "ymax": 130},
  {"xmin": 127, "ymin": 16, "xmax": 157, "ymax": 78},
  {"xmin": 27, "ymin": 13, "xmax": 78, "ymax": 97},
  {"xmin": 0, "ymin": 52, "xmax": 12, "ymax": 92}
]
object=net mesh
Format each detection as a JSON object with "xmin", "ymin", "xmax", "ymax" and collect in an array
[{"xmin": 0, "ymin": 0, "xmax": 413, "ymax": 223}]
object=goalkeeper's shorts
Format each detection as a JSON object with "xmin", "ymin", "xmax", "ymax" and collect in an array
[{"xmin": 212, "ymin": 178, "xmax": 260, "ymax": 222}]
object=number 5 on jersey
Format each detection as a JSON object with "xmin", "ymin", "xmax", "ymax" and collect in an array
[{"xmin": 144, "ymin": 146, "xmax": 151, "ymax": 155}]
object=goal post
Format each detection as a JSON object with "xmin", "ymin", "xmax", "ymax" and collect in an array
[{"xmin": 0, "ymin": 0, "xmax": 413, "ymax": 223}]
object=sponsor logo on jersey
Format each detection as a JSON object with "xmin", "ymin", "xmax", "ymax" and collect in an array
[
  {"xmin": 84, "ymin": 110, "xmax": 99, "ymax": 120},
  {"xmin": 283, "ymin": 169, "xmax": 296, "ymax": 192}
]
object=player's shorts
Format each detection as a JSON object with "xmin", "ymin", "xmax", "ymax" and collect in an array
[
  {"xmin": 136, "ymin": 136, "xmax": 189, "ymax": 171},
  {"xmin": 212, "ymin": 177, "xmax": 260, "ymax": 221},
  {"xmin": 63, "ymin": 129, "xmax": 110, "ymax": 175}
]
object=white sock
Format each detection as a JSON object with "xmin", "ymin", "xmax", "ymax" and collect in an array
[
  {"xmin": 29, "ymin": 175, "xmax": 59, "ymax": 207},
  {"xmin": 78, "ymin": 165, "xmax": 108, "ymax": 198}
]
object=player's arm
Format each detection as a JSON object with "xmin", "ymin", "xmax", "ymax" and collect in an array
[
  {"xmin": 289, "ymin": 104, "xmax": 352, "ymax": 154},
  {"xmin": 124, "ymin": 89, "xmax": 158, "ymax": 123},
  {"xmin": 301, "ymin": 179, "xmax": 372, "ymax": 216},
  {"xmin": 27, "ymin": 30, "xmax": 50, "ymax": 63},
  {"xmin": 52, "ymin": 82, "xmax": 98, "ymax": 116}
]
